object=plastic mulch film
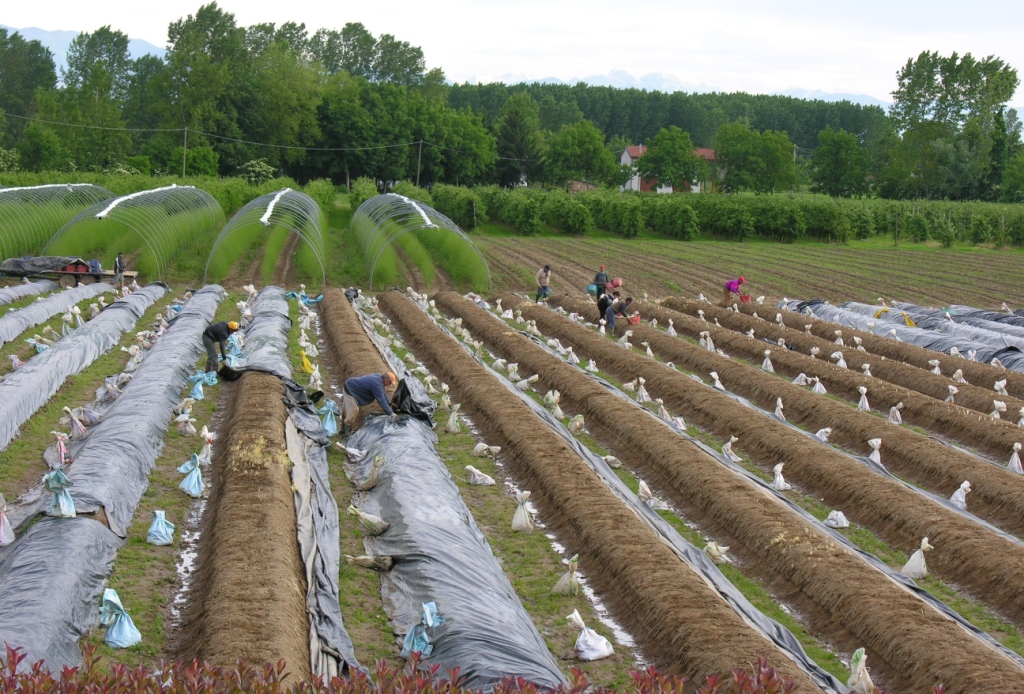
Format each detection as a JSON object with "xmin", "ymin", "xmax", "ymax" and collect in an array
[
  {"xmin": 0, "ymin": 280, "xmax": 58, "ymax": 305},
  {"xmin": 418, "ymin": 301, "xmax": 846, "ymax": 693},
  {"xmin": 346, "ymin": 414, "xmax": 567, "ymax": 691},
  {"xmin": 844, "ymin": 302, "xmax": 1024, "ymax": 352},
  {"xmin": 66, "ymin": 286, "xmax": 225, "ymax": 536},
  {"xmin": 897, "ymin": 302, "xmax": 1024, "ymax": 344},
  {"xmin": 283, "ymin": 382, "xmax": 363, "ymax": 679},
  {"xmin": 0, "ymin": 516, "xmax": 122, "ymax": 671},
  {"xmin": 0, "ymin": 283, "xmax": 167, "ymax": 452},
  {"xmin": 236, "ymin": 286, "xmax": 292, "ymax": 378},
  {"xmin": 948, "ymin": 304, "xmax": 1024, "ymax": 330},
  {"xmin": 517, "ymin": 302, "xmax": 1024, "ymax": 671},
  {"xmin": 0, "ymin": 282, "xmax": 114, "ymax": 345},
  {"xmin": 780, "ymin": 300, "xmax": 1024, "ymax": 371}
]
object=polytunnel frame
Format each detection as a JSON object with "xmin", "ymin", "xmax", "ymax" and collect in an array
[
  {"xmin": 43, "ymin": 185, "xmax": 224, "ymax": 281},
  {"xmin": 354, "ymin": 194, "xmax": 491, "ymax": 291},
  {"xmin": 203, "ymin": 188, "xmax": 327, "ymax": 286},
  {"xmin": 0, "ymin": 184, "xmax": 114, "ymax": 260}
]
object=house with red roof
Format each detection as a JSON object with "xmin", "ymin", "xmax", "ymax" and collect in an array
[{"xmin": 620, "ymin": 145, "xmax": 716, "ymax": 193}]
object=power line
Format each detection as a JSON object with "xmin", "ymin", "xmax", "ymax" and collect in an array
[{"xmin": 2, "ymin": 111, "xmax": 181, "ymax": 132}]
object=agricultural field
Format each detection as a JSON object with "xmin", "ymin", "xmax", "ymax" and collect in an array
[{"xmin": 5, "ymin": 183, "xmax": 1024, "ymax": 692}]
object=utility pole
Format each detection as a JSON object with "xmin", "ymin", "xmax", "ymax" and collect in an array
[
  {"xmin": 182, "ymin": 126, "xmax": 188, "ymax": 178},
  {"xmin": 416, "ymin": 140, "xmax": 423, "ymax": 188}
]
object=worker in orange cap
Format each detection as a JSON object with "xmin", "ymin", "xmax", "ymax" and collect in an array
[
  {"xmin": 202, "ymin": 320, "xmax": 240, "ymax": 373},
  {"xmin": 342, "ymin": 371, "xmax": 398, "ymax": 433}
]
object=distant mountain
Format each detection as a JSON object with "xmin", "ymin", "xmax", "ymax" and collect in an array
[
  {"xmin": 0, "ymin": 25, "xmax": 165, "ymax": 77},
  {"xmin": 779, "ymin": 88, "xmax": 889, "ymax": 108}
]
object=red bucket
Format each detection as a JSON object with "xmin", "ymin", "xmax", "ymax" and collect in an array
[{"xmin": 739, "ymin": 294, "xmax": 752, "ymax": 303}]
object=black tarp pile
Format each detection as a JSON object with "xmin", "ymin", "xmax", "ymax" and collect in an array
[
  {"xmin": 0, "ymin": 256, "xmax": 85, "ymax": 277},
  {"xmin": 0, "ymin": 286, "xmax": 217, "ymax": 672},
  {"xmin": 345, "ymin": 414, "xmax": 567, "ymax": 691},
  {"xmin": 0, "ymin": 282, "xmax": 114, "ymax": 345},
  {"xmin": 0, "ymin": 280, "xmax": 57, "ymax": 305},
  {"xmin": 233, "ymin": 287, "xmax": 361, "ymax": 677},
  {"xmin": 779, "ymin": 299, "xmax": 1024, "ymax": 372},
  {"xmin": 0, "ymin": 283, "xmax": 167, "ymax": 452}
]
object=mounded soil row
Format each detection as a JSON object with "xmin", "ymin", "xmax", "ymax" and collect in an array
[
  {"xmin": 452, "ymin": 292, "xmax": 1024, "ymax": 692},
  {"xmin": 174, "ymin": 371, "xmax": 310, "ymax": 677},
  {"xmin": 664, "ymin": 297, "xmax": 1024, "ymax": 430},
  {"xmin": 319, "ymin": 288, "xmax": 395, "ymax": 409},
  {"xmin": 733, "ymin": 300, "xmax": 1024, "ymax": 401},
  {"xmin": 502, "ymin": 294, "xmax": 1024, "ymax": 633},
  {"xmin": 573, "ymin": 298, "xmax": 1024, "ymax": 537},
  {"xmin": 375, "ymin": 291, "xmax": 819, "ymax": 687}
]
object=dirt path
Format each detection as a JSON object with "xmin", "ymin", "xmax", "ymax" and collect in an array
[
  {"xmin": 172, "ymin": 371, "xmax": 310, "ymax": 678},
  {"xmin": 447, "ymin": 291, "xmax": 1024, "ymax": 691},
  {"xmin": 377, "ymin": 290, "xmax": 821, "ymax": 688},
  {"xmin": 272, "ymin": 232, "xmax": 302, "ymax": 288}
]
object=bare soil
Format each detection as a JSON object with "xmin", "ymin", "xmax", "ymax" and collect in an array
[
  {"xmin": 490, "ymin": 292, "xmax": 1024, "ymax": 690},
  {"xmin": 172, "ymin": 372, "xmax": 310, "ymax": 679},
  {"xmin": 377, "ymin": 290, "xmax": 821, "ymax": 688},
  {"xmin": 272, "ymin": 232, "xmax": 302, "ymax": 287}
]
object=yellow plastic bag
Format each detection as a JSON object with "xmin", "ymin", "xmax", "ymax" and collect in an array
[{"xmin": 300, "ymin": 351, "xmax": 314, "ymax": 374}]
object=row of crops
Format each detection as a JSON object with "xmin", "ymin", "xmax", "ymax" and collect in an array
[{"xmin": 415, "ymin": 181, "xmax": 1024, "ymax": 244}]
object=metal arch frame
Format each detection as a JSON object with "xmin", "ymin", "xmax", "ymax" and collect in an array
[
  {"xmin": 43, "ymin": 185, "xmax": 224, "ymax": 280},
  {"xmin": 0, "ymin": 184, "xmax": 114, "ymax": 260},
  {"xmin": 353, "ymin": 193, "xmax": 491, "ymax": 291},
  {"xmin": 203, "ymin": 188, "xmax": 327, "ymax": 286}
]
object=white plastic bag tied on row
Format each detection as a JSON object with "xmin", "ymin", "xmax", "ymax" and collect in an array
[
  {"xmin": 848, "ymin": 648, "xmax": 877, "ymax": 694},
  {"xmin": 951, "ymin": 369, "xmax": 968, "ymax": 384},
  {"xmin": 709, "ymin": 371, "xmax": 724, "ymax": 390},
  {"xmin": 566, "ymin": 347, "xmax": 580, "ymax": 365},
  {"xmin": 1018, "ymin": 407, "xmax": 1024, "ymax": 428},
  {"xmin": 0, "ymin": 493, "xmax": 15, "ymax": 545},
  {"xmin": 703, "ymin": 540, "xmax": 732, "ymax": 564},
  {"xmin": 867, "ymin": 438, "xmax": 882, "ymax": 465},
  {"xmin": 855, "ymin": 386, "xmax": 869, "ymax": 412},
  {"xmin": 446, "ymin": 403, "xmax": 462, "ymax": 433},
  {"xmin": 515, "ymin": 375, "xmax": 539, "ymax": 392},
  {"xmin": 833, "ymin": 330, "xmax": 844, "ymax": 346},
  {"xmin": 585, "ymin": 359, "xmax": 598, "ymax": 373},
  {"xmin": 566, "ymin": 609, "xmax": 614, "ymax": 661},
  {"xmin": 638, "ymin": 480, "xmax": 670, "ymax": 510},
  {"xmin": 945, "ymin": 385, "xmax": 958, "ymax": 403},
  {"xmin": 465, "ymin": 465, "xmax": 496, "ymax": 485},
  {"xmin": 816, "ymin": 427, "xmax": 832, "ymax": 442},
  {"xmin": 824, "ymin": 510, "xmax": 849, "ymax": 528},
  {"xmin": 348, "ymin": 505, "xmax": 390, "ymax": 536},
  {"xmin": 901, "ymin": 537, "xmax": 933, "ymax": 579},
  {"xmin": 618, "ymin": 330, "xmax": 633, "ymax": 348},
  {"xmin": 928, "ymin": 359, "xmax": 942, "ymax": 376},
  {"xmin": 598, "ymin": 319, "xmax": 606, "ymax": 335},
  {"xmin": 888, "ymin": 402, "xmax": 904, "ymax": 424},
  {"xmin": 642, "ymin": 341, "xmax": 655, "ymax": 359},
  {"xmin": 831, "ymin": 351, "xmax": 847, "ymax": 369},
  {"xmin": 568, "ymin": 414, "xmax": 585, "ymax": 434},
  {"xmin": 811, "ymin": 377, "xmax": 827, "ymax": 395},
  {"xmin": 472, "ymin": 442, "xmax": 501, "ymax": 458},
  {"xmin": 697, "ymin": 309, "xmax": 706, "ymax": 322},
  {"xmin": 721, "ymin": 435, "xmax": 742, "ymax": 462},
  {"xmin": 635, "ymin": 377, "xmax": 652, "ymax": 403},
  {"xmin": 774, "ymin": 398, "xmax": 785, "ymax": 420},
  {"xmin": 761, "ymin": 349, "xmax": 774, "ymax": 373},
  {"xmin": 512, "ymin": 490, "xmax": 534, "ymax": 532},
  {"xmin": 1008, "ymin": 443, "xmax": 1022, "ymax": 474},
  {"xmin": 552, "ymin": 554, "xmax": 580, "ymax": 595},
  {"xmin": 853, "ymin": 336, "xmax": 866, "ymax": 352},
  {"xmin": 771, "ymin": 463, "xmax": 792, "ymax": 491},
  {"xmin": 949, "ymin": 480, "xmax": 971, "ymax": 511},
  {"xmin": 992, "ymin": 400, "xmax": 1007, "ymax": 419},
  {"xmin": 656, "ymin": 398, "xmax": 671, "ymax": 422},
  {"xmin": 792, "ymin": 373, "xmax": 809, "ymax": 386},
  {"xmin": 506, "ymin": 362, "xmax": 520, "ymax": 381},
  {"xmin": 666, "ymin": 320, "xmax": 676, "ymax": 337},
  {"xmin": 995, "ymin": 379, "xmax": 1009, "ymax": 396},
  {"xmin": 861, "ymin": 363, "xmax": 872, "ymax": 377},
  {"xmin": 809, "ymin": 346, "xmax": 820, "ymax": 359}
]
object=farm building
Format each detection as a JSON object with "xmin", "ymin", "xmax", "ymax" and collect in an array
[{"xmin": 620, "ymin": 144, "xmax": 716, "ymax": 193}]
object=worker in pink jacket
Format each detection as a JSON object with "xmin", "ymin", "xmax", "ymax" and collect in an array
[{"xmin": 722, "ymin": 276, "xmax": 746, "ymax": 306}]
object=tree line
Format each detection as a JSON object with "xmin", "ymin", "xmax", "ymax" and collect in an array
[{"xmin": 0, "ymin": 6, "xmax": 1021, "ymax": 202}]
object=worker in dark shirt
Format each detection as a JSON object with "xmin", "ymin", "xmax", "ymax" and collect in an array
[
  {"xmin": 112, "ymin": 251, "xmax": 126, "ymax": 290},
  {"xmin": 597, "ymin": 291, "xmax": 620, "ymax": 325},
  {"xmin": 202, "ymin": 320, "xmax": 239, "ymax": 373},
  {"xmin": 593, "ymin": 265, "xmax": 610, "ymax": 298},
  {"xmin": 342, "ymin": 372, "xmax": 396, "ymax": 433}
]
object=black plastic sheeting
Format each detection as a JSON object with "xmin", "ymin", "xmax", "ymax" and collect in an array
[
  {"xmin": 0, "ymin": 517, "xmax": 122, "ymax": 671},
  {"xmin": 346, "ymin": 416, "xmax": 567, "ymax": 691},
  {"xmin": 0, "ymin": 256, "xmax": 85, "ymax": 276},
  {"xmin": 779, "ymin": 299, "xmax": 1024, "ymax": 372},
  {"xmin": 880, "ymin": 302, "xmax": 1024, "ymax": 351},
  {"xmin": 900, "ymin": 303, "xmax": 1024, "ymax": 343},
  {"xmin": 66, "ymin": 286, "xmax": 225, "ymax": 536},
  {"xmin": 948, "ymin": 304, "xmax": 1024, "ymax": 329},
  {"xmin": 0, "ymin": 282, "xmax": 114, "ymax": 345},
  {"xmin": 284, "ymin": 382, "xmax": 363, "ymax": 678},
  {"xmin": 413, "ymin": 301, "xmax": 847, "ymax": 693},
  {"xmin": 0, "ymin": 283, "xmax": 167, "ymax": 452},
  {"xmin": 0, "ymin": 280, "xmax": 58, "ymax": 305},
  {"xmin": 235, "ymin": 286, "xmax": 292, "ymax": 378}
]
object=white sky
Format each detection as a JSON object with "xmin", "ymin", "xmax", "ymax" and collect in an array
[{"xmin": 6, "ymin": 0, "xmax": 1024, "ymax": 106}]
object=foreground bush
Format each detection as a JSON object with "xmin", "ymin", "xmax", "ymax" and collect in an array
[{"xmin": 0, "ymin": 645, "xmax": 820, "ymax": 693}]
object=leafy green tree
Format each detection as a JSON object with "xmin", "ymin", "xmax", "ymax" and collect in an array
[
  {"xmin": 494, "ymin": 91, "xmax": 542, "ymax": 187},
  {"xmin": 1003, "ymin": 151, "xmax": 1024, "ymax": 202},
  {"xmin": 0, "ymin": 28, "xmax": 57, "ymax": 147},
  {"xmin": 811, "ymin": 126, "xmax": 871, "ymax": 197},
  {"xmin": 757, "ymin": 130, "xmax": 798, "ymax": 194},
  {"xmin": 373, "ymin": 34, "xmax": 426, "ymax": 85},
  {"xmin": 714, "ymin": 121, "xmax": 797, "ymax": 194},
  {"xmin": 17, "ymin": 122, "xmax": 64, "ymax": 171},
  {"xmin": 635, "ymin": 126, "xmax": 702, "ymax": 191},
  {"xmin": 64, "ymin": 26, "xmax": 132, "ymax": 102},
  {"xmin": 543, "ymin": 120, "xmax": 617, "ymax": 187},
  {"xmin": 172, "ymin": 145, "xmax": 220, "ymax": 176},
  {"xmin": 537, "ymin": 92, "xmax": 583, "ymax": 132}
]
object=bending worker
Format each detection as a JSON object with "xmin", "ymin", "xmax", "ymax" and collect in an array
[
  {"xmin": 343, "ymin": 371, "xmax": 397, "ymax": 433},
  {"xmin": 202, "ymin": 320, "xmax": 239, "ymax": 373},
  {"xmin": 723, "ymin": 276, "xmax": 746, "ymax": 306}
]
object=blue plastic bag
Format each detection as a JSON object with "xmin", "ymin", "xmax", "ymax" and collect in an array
[
  {"xmin": 44, "ymin": 466, "xmax": 75, "ymax": 518},
  {"xmin": 285, "ymin": 291, "xmax": 300, "ymax": 300},
  {"xmin": 147, "ymin": 510, "xmax": 175, "ymax": 546},
  {"xmin": 99, "ymin": 589, "xmax": 142, "ymax": 648},
  {"xmin": 187, "ymin": 370, "xmax": 219, "ymax": 400},
  {"xmin": 226, "ymin": 333, "xmax": 244, "ymax": 358},
  {"xmin": 178, "ymin": 453, "xmax": 204, "ymax": 498},
  {"xmin": 401, "ymin": 601, "xmax": 445, "ymax": 658},
  {"xmin": 302, "ymin": 294, "xmax": 324, "ymax": 306},
  {"xmin": 318, "ymin": 400, "xmax": 340, "ymax": 437}
]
